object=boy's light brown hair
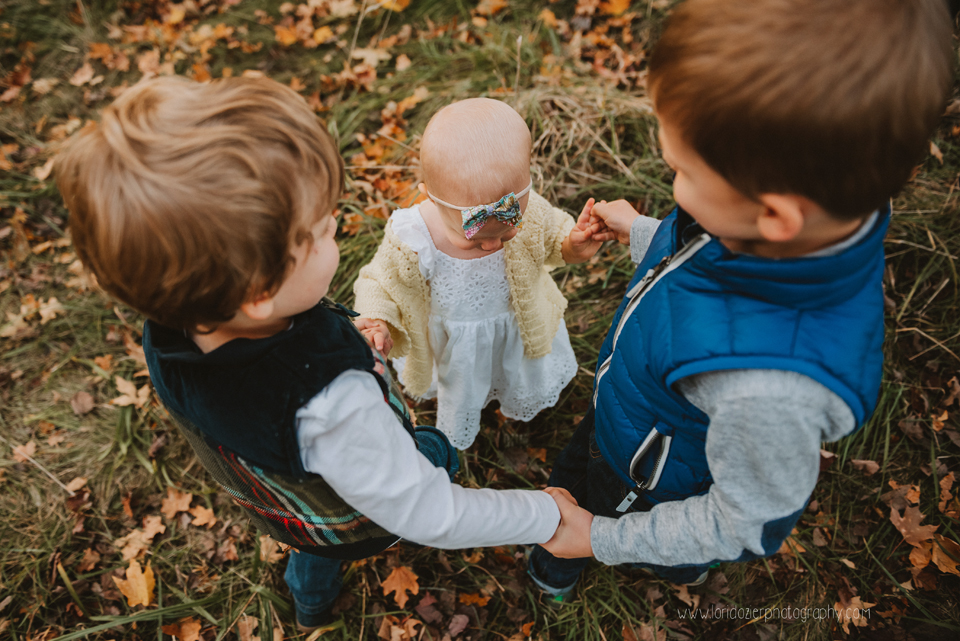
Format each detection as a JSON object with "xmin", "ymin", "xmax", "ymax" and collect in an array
[
  {"xmin": 648, "ymin": 0, "xmax": 953, "ymax": 219},
  {"xmin": 56, "ymin": 76, "xmax": 344, "ymax": 332}
]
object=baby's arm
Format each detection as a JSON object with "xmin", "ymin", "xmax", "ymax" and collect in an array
[
  {"xmin": 353, "ymin": 224, "xmax": 411, "ymax": 357},
  {"xmin": 296, "ymin": 370, "xmax": 562, "ymax": 548},
  {"xmin": 588, "ymin": 370, "xmax": 853, "ymax": 567}
]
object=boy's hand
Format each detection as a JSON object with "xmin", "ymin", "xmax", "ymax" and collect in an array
[
  {"xmin": 561, "ymin": 198, "xmax": 606, "ymax": 264},
  {"xmin": 590, "ymin": 199, "xmax": 641, "ymax": 245},
  {"xmin": 354, "ymin": 318, "xmax": 393, "ymax": 356},
  {"xmin": 542, "ymin": 486, "xmax": 595, "ymax": 559}
]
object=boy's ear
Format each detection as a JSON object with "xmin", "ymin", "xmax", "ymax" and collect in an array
[
  {"xmin": 756, "ymin": 193, "xmax": 806, "ymax": 243},
  {"xmin": 240, "ymin": 292, "xmax": 276, "ymax": 321}
]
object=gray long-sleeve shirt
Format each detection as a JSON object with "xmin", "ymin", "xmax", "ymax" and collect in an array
[{"xmin": 589, "ymin": 216, "xmax": 867, "ymax": 566}]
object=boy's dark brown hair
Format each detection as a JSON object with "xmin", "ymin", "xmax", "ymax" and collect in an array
[
  {"xmin": 648, "ymin": 0, "xmax": 953, "ymax": 219},
  {"xmin": 56, "ymin": 76, "xmax": 344, "ymax": 331}
]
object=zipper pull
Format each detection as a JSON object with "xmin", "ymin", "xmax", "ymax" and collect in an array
[{"xmin": 616, "ymin": 482, "xmax": 645, "ymax": 513}]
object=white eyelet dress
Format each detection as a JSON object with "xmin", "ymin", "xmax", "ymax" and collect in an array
[{"xmin": 389, "ymin": 205, "xmax": 578, "ymax": 450}]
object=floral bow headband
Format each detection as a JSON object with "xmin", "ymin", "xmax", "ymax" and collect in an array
[{"xmin": 427, "ymin": 181, "xmax": 532, "ymax": 240}]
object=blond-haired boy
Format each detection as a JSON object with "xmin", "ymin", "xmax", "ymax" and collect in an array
[
  {"xmin": 56, "ymin": 76, "xmax": 569, "ymax": 629},
  {"xmin": 535, "ymin": 0, "xmax": 954, "ymax": 599}
]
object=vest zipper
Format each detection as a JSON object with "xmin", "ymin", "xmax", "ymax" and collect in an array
[{"xmin": 592, "ymin": 233, "xmax": 712, "ymax": 409}]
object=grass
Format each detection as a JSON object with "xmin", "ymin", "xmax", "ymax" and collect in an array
[{"xmin": 1, "ymin": 1, "xmax": 959, "ymax": 640}]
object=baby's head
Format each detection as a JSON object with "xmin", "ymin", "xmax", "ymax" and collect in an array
[
  {"xmin": 419, "ymin": 98, "xmax": 532, "ymax": 252},
  {"xmin": 647, "ymin": 0, "xmax": 952, "ymax": 230},
  {"xmin": 56, "ymin": 76, "xmax": 344, "ymax": 332}
]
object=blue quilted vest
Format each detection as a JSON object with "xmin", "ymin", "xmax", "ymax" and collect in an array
[{"xmin": 593, "ymin": 206, "xmax": 887, "ymax": 508}]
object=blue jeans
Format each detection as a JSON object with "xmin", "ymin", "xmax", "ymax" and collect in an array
[
  {"xmin": 285, "ymin": 426, "xmax": 459, "ymax": 626},
  {"xmin": 529, "ymin": 410, "xmax": 710, "ymax": 589}
]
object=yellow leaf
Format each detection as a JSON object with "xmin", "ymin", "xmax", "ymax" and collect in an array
[
  {"xmin": 382, "ymin": 0, "xmax": 411, "ymax": 11},
  {"xmin": 313, "ymin": 26, "xmax": 334, "ymax": 44},
  {"xmin": 113, "ymin": 560, "xmax": 155, "ymax": 607},
  {"xmin": 538, "ymin": 9, "xmax": 558, "ymax": 28},
  {"xmin": 381, "ymin": 566, "xmax": 419, "ymax": 609},
  {"xmin": 600, "ymin": 0, "xmax": 631, "ymax": 16}
]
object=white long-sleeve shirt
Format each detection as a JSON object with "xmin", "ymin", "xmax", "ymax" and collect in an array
[{"xmin": 295, "ymin": 369, "xmax": 560, "ymax": 549}]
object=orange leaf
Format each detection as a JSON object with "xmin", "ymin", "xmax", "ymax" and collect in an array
[
  {"xmin": 459, "ymin": 592, "xmax": 491, "ymax": 607},
  {"xmin": 161, "ymin": 487, "xmax": 193, "ymax": 520},
  {"xmin": 909, "ymin": 540, "xmax": 932, "ymax": 569},
  {"xmin": 189, "ymin": 504, "xmax": 217, "ymax": 528},
  {"xmin": 600, "ymin": 0, "xmax": 631, "ymax": 16},
  {"xmin": 382, "ymin": 0, "xmax": 411, "ymax": 11},
  {"xmin": 475, "ymin": 0, "xmax": 508, "ymax": 16},
  {"xmin": 12, "ymin": 440, "xmax": 37, "ymax": 462},
  {"xmin": 890, "ymin": 506, "xmax": 938, "ymax": 547},
  {"xmin": 162, "ymin": 616, "xmax": 202, "ymax": 641},
  {"xmin": 381, "ymin": 565, "xmax": 419, "ymax": 609},
  {"xmin": 521, "ymin": 621, "xmax": 535, "ymax": 636},
  {"xmin": 113, "ymin": 559, "xmax": 155, "ymax": 607},
  {"xmin": 76, "ymin": 547, "xmax": 101, "ymax": 572},
  {"xmin": 932, "ymin": 534, "xmax": 960, "ymax": 575},
  {"xmin": 274, "ymin": 25, "xmax": 298, "ymax": 47}
]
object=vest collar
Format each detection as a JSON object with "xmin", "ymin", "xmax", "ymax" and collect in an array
[{"xmin": 675, "ymin": 205, "xmax": 890, "ymax": 309}]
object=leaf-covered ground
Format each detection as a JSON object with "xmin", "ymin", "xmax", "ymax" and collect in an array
[{"xmin": 1, "ymin": 1, "xmax": 959, "ymax": 640}]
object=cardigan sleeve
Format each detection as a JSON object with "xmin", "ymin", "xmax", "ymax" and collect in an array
[
  {"xmin": 353, "ymin": 225, "xmax": 412, "ymax": 358},
  {"xmin": 531, "ymin": 191, "xmax": 577, "ymax": 269}
]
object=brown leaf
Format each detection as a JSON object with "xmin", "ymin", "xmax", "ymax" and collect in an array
[
  {"xmin": 70, "ymin": 391, "xmax": 95, "ymax": 415},
  {"xmin": 259, "ymin": 535, "xmax": 287, "ymax": 563},
  {"xmin": 672, "ymin": 583, "xmax": 699, "ymax": 609},
  {"xmin": 851, "ymin": 459, "xmax": 879, "ymax": 475},
  {"xmin": 162, "ymin": 616, "xmax": 202, "ymax": 641},
  {"xmin": 909, "ymin": 541, "xmax": 932, "ymax": 569},
  {"xmin": 113, "ymin": 560, "xmax": 155, "ymax": 607},
  {"xmin": 189, "ymin": 505, "xmax": 217, "ymax": 528},
  {"xmin": 475, "ymin": 0, "xmax": 508, "ymax": 16},
  {"xmin": 76, "ymin": 547, "xmax": 101, "ymax": 572},
  {"xmin": 447, "ymin": 613, "xmax": 470, "ymax": 637},
  {"xmin": 161, "ymin": 487, "xmax": 193, "ymax": 520},
  {"xmin": 33, "ymin": 158, "xmax": 55, "ymax": 182},
  {"xmin": 932, "ymin": 534, "xmax": 960, "ymax": 575},
  {"xmin": 382, "ymin": 566, "xmax": 419, "ymax": 609},
  {"xmin": 237, "ymin": 614, "xmax": 258, "ymax": 641},
  {"xmin": 930, "ymin": 141, "xmax": 944, "ymax": 164},
  {"xmin": 69, "ymin": 62, "xmax": 95, "ymax": 87},
  {"xmin": 12, "ymin": 440, "xmax": 37, "ymax": 462},
  {"xmin": 890, "ymin": 506, "xmax": 938, "ymax": 547}
]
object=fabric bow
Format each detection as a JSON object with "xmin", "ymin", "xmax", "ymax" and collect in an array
[{"xmin": 426, "ymin": 181, "xmax": 532, "ymax": 240}]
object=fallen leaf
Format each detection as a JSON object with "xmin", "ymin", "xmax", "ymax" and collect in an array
[
  {"xmin": 33, "ymin": 158, "xmax": 55, "ymax": 181},
  {"xmin": 909, "ymin": 541, "xmax": 932, "ymax": 569},
  {"xmin": 259, "ymin": 535, "xmax": 287, "ymax": 563},
  {"xmin": 381, "ymin": 565, "xmax": 419, "ymax": 609},
  {"xmin": 930, "ymin": 141, "xmax": 944, "ymax": 164},
  {"xmin": 932, "ymin": 534, "xmax": 960, "ymax": 575},
  {"xmin": 851, "ymin": 459, "xmax": 880, "ymax": 475},
  {"xmin": 237, "ymin": 614, "xmax": 258, "ymax": 641},
  {"xmin": 161, "ymin": 487, "xmax": 193, "ymax": 520},
  {"xmin": 32, "ymin": 78, "xmax": 59, "ymax": 95},
  {"xmin": 382, "ymin": 0, "xmax": 411, "ymax": 11},
  {"xmin": 113, "ymin": 559, "xmax": 155, "ymax": 607},
  {"xmin": 313, "ymin": 25, "xmax": 335, "ymax": 44},
  {"xmin": 274, "ymin": 25, "xmax": 298, "ymax": 46},
  {"xmin": 448, "ymin": 613, "xmax": 470, "ymax": 636},
  {"xmin": 414, "ymin": 593, "xmax": 443, "ymax": 625},
  {"xmin": 840, "ymin": 558, "xmax": 856, "ymax": 569},
  {"xmin": 70, "ymin": 391, "xmax": 95, "ymax": 415},
  {"xmin": 76, "ymin": 547, "xmax": 101, "ymax": 572},
  {"xmin": 475, "ymin": 0, "xmax": 508, "ymax": 16},
  {"xmin": 890, "ymin": 505, "xmax": 938, "ymax": 547},
  {"xmin": 69, "ymin": 62, "xmax": 95, "ymax": 86},
  {"xmin": 395, "ymin": 53, "xmax": 412, "ymax": 71},
  {"xmin": 459, "ymin": 592, "xmax": 491, "ymax": 607},
  {"xmin": 161, "ymin": 616, "xmax": 202, "ymax": 641},
  {"xmin": 12, "ymin": 441, "xmax": 37, "ymax": 462},
  {"xmin": 189, "ymin": 505, "xmax": 217, "ymax": 528},
  {"xmin": 672, "ymin": 583, "xmax": 699, "ymax": 609},
  {"xmin": 599, "ymin": 0, "xmax": 631, "ymax": 16},
  {"xmin": 65, "ymin": 477, "xmax": 88, "ymax": 493}
]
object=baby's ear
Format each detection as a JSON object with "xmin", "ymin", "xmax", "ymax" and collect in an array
[{"xmin": 756, "ymin": 193, "xmax": 805, "ymax": 243}]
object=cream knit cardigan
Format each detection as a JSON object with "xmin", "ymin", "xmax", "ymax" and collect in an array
[{"xmin": 354, "ymin": 191, "xmax": 577, "ymax": 398}]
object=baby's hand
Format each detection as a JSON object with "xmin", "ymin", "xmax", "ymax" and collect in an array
[
  {"xmin": 590, "ymin": 199, "xmax": 641, "ymax": 245},
  {"xmin": 353, "ymin": 318, "xmax": 393, "ymax": 356},
  {"xmin": 542, "ymin": 486, "xmax": 595, "ymax": 559},
  {"xmin": 562, "ymin": 198, "xmax": 605, "ymax": 264}
]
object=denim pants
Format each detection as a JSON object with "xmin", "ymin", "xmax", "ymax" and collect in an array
[
  {"xmin": 529, "ymin": 410, "xmax": 710, "ymax": 589},
  {"xmin": 285, "ymin": 426, "xmax": 459, "ymax": 626}
]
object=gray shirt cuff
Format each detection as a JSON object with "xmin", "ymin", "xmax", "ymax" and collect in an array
[{"xmin": 630, "ymin": 216, "xmax": 663, "ymax": 264}]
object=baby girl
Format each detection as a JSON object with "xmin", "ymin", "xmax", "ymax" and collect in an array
[{"xmin": 354, "ymin": 98, "xmax": 604, "ymax": 449}]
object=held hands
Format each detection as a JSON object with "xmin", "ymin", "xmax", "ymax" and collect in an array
[
  {"xmin": 561, "ymin": 198, "xmax": 608, "ymax": 264},
  {"xmin": 588, "ymin": 199, "xmax": 641, "ymax": 245},
  {"xmin": 353, "ymin": 317, "xmax": 393, "ymax": 357},
  {"xmin": 541, "ymin": 486, "xmax": 596, "ymax": 559}
]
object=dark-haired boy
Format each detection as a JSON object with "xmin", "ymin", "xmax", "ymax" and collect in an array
[{"xmin": 534, "ymin": 0, "xmax": 954, "ymax": 598}]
